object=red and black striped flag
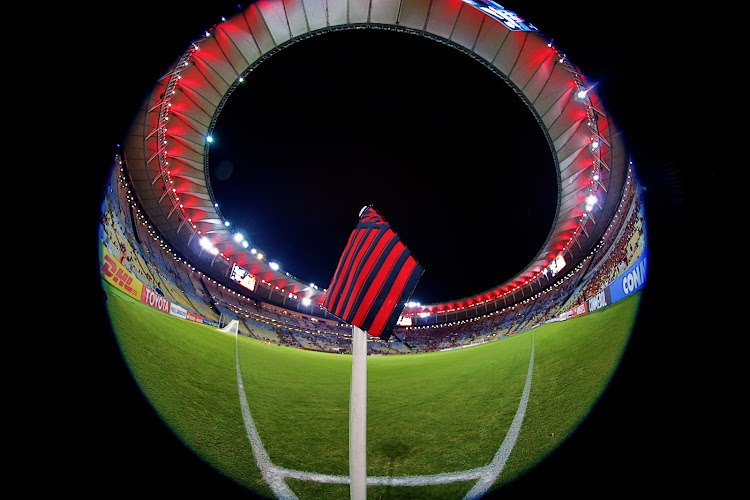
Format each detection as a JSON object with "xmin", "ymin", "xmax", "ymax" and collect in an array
[{"xmin": 323, "ymin": 205, "xmax": 423, "ymax": 340}]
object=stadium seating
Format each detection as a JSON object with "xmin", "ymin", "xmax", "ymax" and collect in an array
[{"xmin": 100, "ymin": 152, "xmax": 646, "ymax": 355}]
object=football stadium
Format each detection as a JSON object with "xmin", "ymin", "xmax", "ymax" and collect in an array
[{"xmin": 96, "ymin": 1, "xmax": 655, "ymax": 498}]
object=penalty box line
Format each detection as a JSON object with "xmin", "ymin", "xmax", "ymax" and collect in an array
[{"xmin": 235, "ymin": 331, "xmax": 535, "ymax": 499}]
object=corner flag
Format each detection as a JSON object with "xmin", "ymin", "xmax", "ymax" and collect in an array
[{"xmin": 323, "ymin": 205, "xmax": 423, "ymax": 340}]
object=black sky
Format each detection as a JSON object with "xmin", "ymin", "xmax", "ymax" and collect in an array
[
  {"xmin": 94, "ymin": 2, "xmax": 698, "ymax": 307},
  {"xmin": 207, "ymin": 27, "xmax": 557, "ymax": 304},
  {"xmin": 75, "ymin": 2, "xmax": 715, "ymax": 497}
]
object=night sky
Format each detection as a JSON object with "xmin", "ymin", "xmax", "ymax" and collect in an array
[
  {"xmin": 92, "ymin": 1, "xmax": 701, "ymax": 282},
  {"xmin": 92, "ymin": 2, "xmax": 698, "ymax": 308},
  {"xmin": 74, "ymin": 2, "xmax": 713, "ymax": 497},
  {"xmin": 207, "ymin": 27, "xmax": 557, "ymax": 304}
]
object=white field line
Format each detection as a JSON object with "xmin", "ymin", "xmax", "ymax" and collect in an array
[
  {"xmin": 462, "ymin": 333, "xmax": 535, "ymax": 500},
  {"xmin": 274, "ymin": 464, "xmax": 487, "ymax": 485},
  {"xmin": 235, "ymin": 332, "xmax": 299, "ymax": 500},
  {"xmin": 235, "ymin": 331, "xmax": 535, "ymax": 498}
]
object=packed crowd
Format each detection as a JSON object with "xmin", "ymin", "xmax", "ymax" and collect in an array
[{"xmin": 100, "ymin": 155, "xmax": 645, "ymax": 355}]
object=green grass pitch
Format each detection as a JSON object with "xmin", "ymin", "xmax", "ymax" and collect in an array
[{"xmin": 103, "ymin": 281, "xmax": 640, "ymax": 499}]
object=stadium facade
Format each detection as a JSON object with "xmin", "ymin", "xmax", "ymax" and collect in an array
[
  {"xmin": 99, "ymin": 0, "xmax": 647, "ymax": 353},
  {"xmin": 100, "ymin": 134, "xmax": 646, "ymax": 355}
]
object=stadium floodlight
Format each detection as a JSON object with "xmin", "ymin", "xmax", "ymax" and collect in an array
[
  {"xmin": 200, "ymin": 237, "xmax": 220, "ymax": 255},
  {"xmin": 224, "ymin": 220, "xmax": 231, "ymax": 227},
  {"xmin": 576, "ymin": 82, "xmax": 598, "ymax": 100},
  {"xmin": 301, "ymin": 297, "xmax": 312, "ymax": 307},
  {"xmin": 234, "ymin": 233, "xmax": 244, "ymax": 242},
  {"xmin": 585, "ymin": 194, "xmax": 598, "ymax": 211},
  {"xmin": 206, "ymin": 135, "xmax": 213, "ymax": 143},
  {"xmin": 269, "ymin": 261, "xmax": 280, "ymax": 271}
]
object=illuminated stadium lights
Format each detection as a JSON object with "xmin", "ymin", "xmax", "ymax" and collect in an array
[
  {"xmin": 118, "ymin": 4, "xmax": 632, "ymax": 325},
  {"xmin": 576, "ymin": 83, "xmax": 598, "ymax": 100},
  {"xmin": 585, "ymin": 194, "xmax": 598, "ymax": 211},
  {"xmin": 269, "ymin": 261, "xmax": 280, "ymax": 271},
  {"xmin": 199, "ymin": 237, "xmax": 219, "ymax": 255}
]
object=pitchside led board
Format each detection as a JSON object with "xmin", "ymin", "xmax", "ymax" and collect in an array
[{"xmin": 588, "ymin": 249, "xmax": 648, "ymax": 313}]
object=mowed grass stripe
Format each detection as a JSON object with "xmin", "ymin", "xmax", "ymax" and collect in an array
[
  {"xmin": 104, "ymin": 283, "xmax": 274, "ymax": 497},
  {"xmin": 104, "ymin": 279, "xmax": 640, "ymax": 499},
  {"xmin": 491, "ymin": 293, "xmax": 640, "ymax": 491},
  {"xmin": 237, "ymin": 329, "xmax": 532, "ymax": 478},
  {"xmin": 237, "ymin": 337, "xmax": 352, "ymax": 475},
  {"xmin": 366, "ymin": 334, "xmax": 533, "ymax": 476}
]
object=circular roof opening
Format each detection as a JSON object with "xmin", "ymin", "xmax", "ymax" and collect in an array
[
  {"xmin": 208, "ymin": 28, "xmax": 557, "ymax": 304},
  {"xmin": 101, "ymin": 2, "xmax": 645, "ymax": 498}
]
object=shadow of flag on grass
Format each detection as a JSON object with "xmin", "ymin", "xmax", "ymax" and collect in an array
[{"xmin": 323, "ymin": 205, "xmax": 423, "ymax": 340}]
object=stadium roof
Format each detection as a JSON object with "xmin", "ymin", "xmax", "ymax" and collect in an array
[{"xmin": 121, "ymin": 0, "xmax": 630, "ymax": 321}]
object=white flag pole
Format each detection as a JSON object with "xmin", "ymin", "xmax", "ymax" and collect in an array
[{"xmin": 350, "ymin": 325, "xmax": 367, "ymax": 500}]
